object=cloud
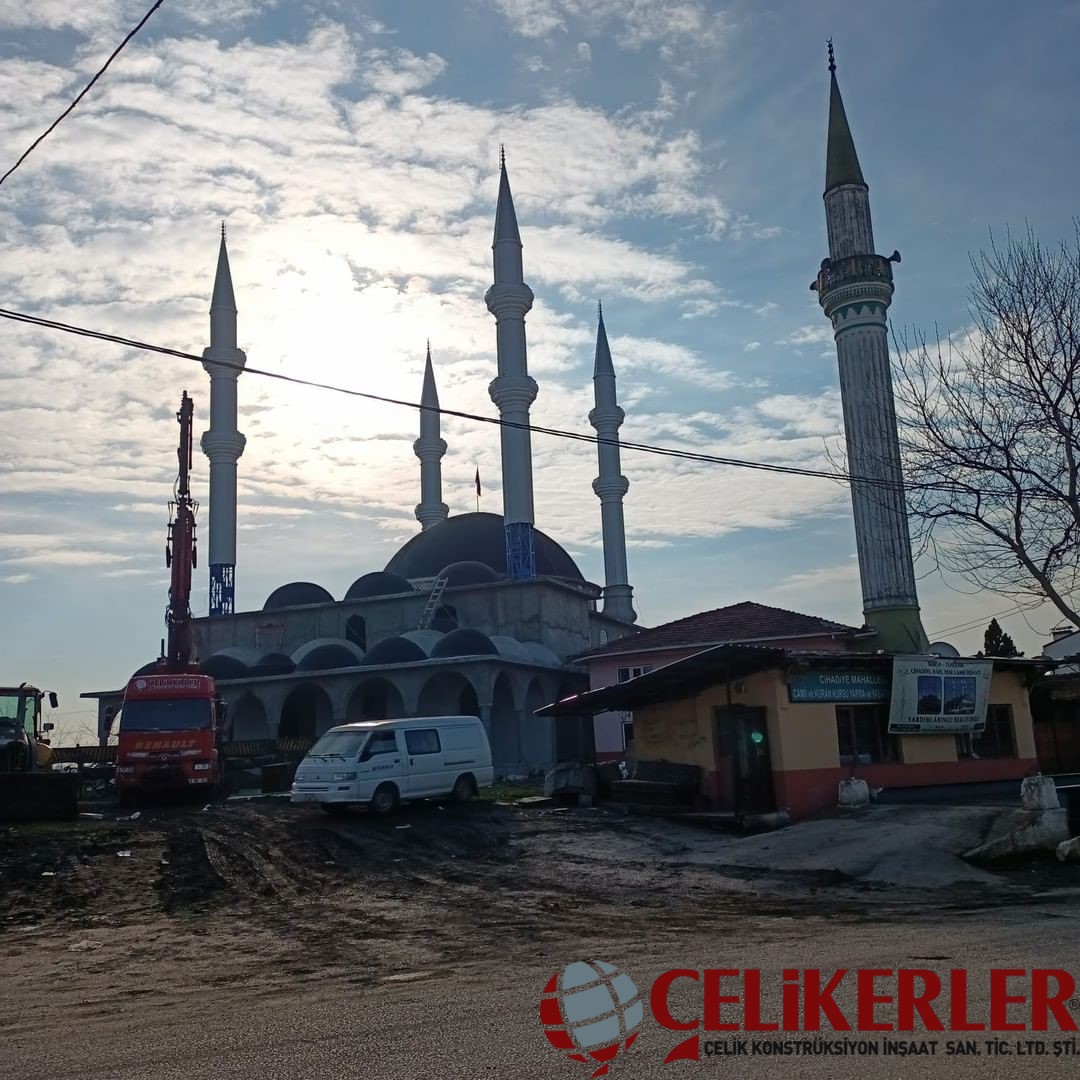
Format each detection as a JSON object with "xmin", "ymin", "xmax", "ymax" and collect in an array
[
  {"xmin": 1, "ymin": 573, "xmax": 33, "ymax": 584},
  {"xmin": 576, "ymin": 42, "xmax": 592, "ymax": 63},
  {"xmin": 361, "ymin": 48, "xmax": 447, "ymax": 96},
  {"xmin": 778, "ymin": 324, "xmax": 834, "ymax": 347},
  {"xmin": 743, "ymin": 341, "xmax": 761, "ymax": 352},
  {"xmin": 487, "ymin": 0, "xmax": 728, "ymax": 51}
]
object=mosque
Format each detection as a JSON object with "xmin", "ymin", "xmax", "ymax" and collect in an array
[{"xmin": 183, "ymin": 156, "xmax": 640, "ymax": 776}]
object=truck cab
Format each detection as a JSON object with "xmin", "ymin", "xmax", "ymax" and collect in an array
[{"xmin": 116, "ymin": 673, "xmax": 227, "ymax": 799}]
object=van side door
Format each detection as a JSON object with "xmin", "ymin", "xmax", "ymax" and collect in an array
[
  {"xmin": 356, "ymin": 730, "xmax": 405, "ymax": 797},
  {"xmin": 403, "ymin": 727, "xmax": 443, "ymax": 796}
]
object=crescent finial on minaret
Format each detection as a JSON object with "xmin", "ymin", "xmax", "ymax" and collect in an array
[{"xmin": 827, "ymin": 38, "xmax": 835, "ymax": 73}]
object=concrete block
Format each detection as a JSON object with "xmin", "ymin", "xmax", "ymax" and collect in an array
[
  {"xmin": 1021, "ymin": 775, "xmax": 1060, "ymax": 810},
  {"xmin": 544, "ymin": 763, "xmax": 597, "ymax": 801},
  {"xmin": 838, "ymin": 778, "xmax": 870, "ymax": 808},
  {"xmin": 964, "ymin": 808, "xmax": 1070, "ymax": 864},
  {"xmin": 1056, "ymin": 836, "xmax": 1080, "ymax": 863}
]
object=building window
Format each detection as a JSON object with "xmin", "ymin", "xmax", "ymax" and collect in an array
[
  {"xmin": 958, "ymin": 705, "xmax": 1016, "ymax": 759},
  {"xmin": 622, "ymin": 719, "xmax": 634, "ymax": 750},
  {"xmin": 836, "ymin": 704, "xmax": 896, "ymax": 765},
  {"xmin": 617, "ymin": 665, "xmax": 652, "ymax": 683}
]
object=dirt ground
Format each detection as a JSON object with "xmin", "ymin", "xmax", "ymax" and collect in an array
[{"xmin": 2, "ymin": 798, "xmax": 1079, "ymax": 1079}]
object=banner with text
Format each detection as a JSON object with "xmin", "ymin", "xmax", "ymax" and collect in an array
[{"xmin": 888, "ymin": 657, "xmax": 993, "ymax": 734}]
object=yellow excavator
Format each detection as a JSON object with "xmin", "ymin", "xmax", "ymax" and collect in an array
[{"xmin": 0, "ymin": 684, "xmax": 79, "ymax": 821}]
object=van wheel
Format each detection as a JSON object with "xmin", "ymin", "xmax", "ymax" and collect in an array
[
  {"xmin": 452, "ymin": 774, "xmax": 476, "ymax": 803},
  {"xmin": 370, "ymin": 784, "xmax": 399, "ymax": 816}
]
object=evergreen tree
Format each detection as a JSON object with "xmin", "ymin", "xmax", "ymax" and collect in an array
[{"xmin": 982, "ymin": 618, "xmax": 1022, "ymax": 657}]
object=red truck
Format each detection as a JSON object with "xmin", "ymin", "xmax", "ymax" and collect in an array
[
  {"xmin": 114, "ymin": 391, "xmax": 228, "ymax": 803},
  {"xmin": 116, "ymin": 673, "xmax": 226, "ymax": 799}
]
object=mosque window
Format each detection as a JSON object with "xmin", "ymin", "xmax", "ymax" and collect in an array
[{"xmin": 835, "ymin": 704, "xmax": 896, "ymax": 765}]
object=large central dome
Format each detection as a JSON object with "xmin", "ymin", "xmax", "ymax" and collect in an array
[{"xmin": 385, "ymin": 512, "xmax": 585, "ymax": 583}]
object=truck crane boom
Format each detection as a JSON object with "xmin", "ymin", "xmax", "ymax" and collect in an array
[{"xmin": 164, "ymin": 391, "xmax": 198, "ymax": 671}]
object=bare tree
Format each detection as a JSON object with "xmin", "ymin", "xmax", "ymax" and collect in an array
[{"xmin": 893, "ymin": 224, "xmax": 1080, "ymax": 627}]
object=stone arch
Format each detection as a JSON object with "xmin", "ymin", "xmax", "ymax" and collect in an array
[
  {"xmin": 489, "ymin": 672, "xmax": 518, "ymax": 774},
  {"xmin": 231, "ymin": 693, "xmax": 270, "ymax": 741},
  {"xmin": 279, "ymin": 683, "xmax": 333, "ymax": 739},
  {"xmin": 346, "ymin": 678, "xmax": 405, "ymax": 723},
  {"xmin": 522, "ymin": 677, "xmax": 554, "ymax": 771},
  {"xmin": 345, "ymin": 613, "xmax": 367, "ymax": 651},
  {"xmin": 417, "ymin": 670, "xmax": 481, "ymax": 718}
]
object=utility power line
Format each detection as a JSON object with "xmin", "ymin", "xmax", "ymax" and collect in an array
[
  {"xmin": 0, "ymin": 303, "xmax": 1063, "ymax": 504},
  {"xmin": 0, "ymin": 0, "xmax": 166, "ymax": 189}
]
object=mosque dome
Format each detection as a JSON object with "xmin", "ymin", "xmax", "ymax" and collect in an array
[
  {"xmin": 292, "ymin": 638, "xmax": 364, "ymax": 668},
  {"xmin": 430, "ymin": 628, "xmax": 499, "ymax": 659},
  {"xmin": 490, "ymin": 635, "xmax": 532, "ymax": 662},
  {"xmin": 295, "ymin": 640, "xmax": 364, "ymax": 672},
  {"xmin": 344, "ymin": 571, "xmax": 413, "ymax": 601},
  {"xmin": 131, "ymin": 661, "xmax": 161, "ymax": 678},
  {"xmin": 248, "ymin": 651, "xmax": 296, "ymax": 676},
  {"xmin": 400, "ymin": 629, "xmax": 446, "ymax": 657},
  {"xmin": 200, "ymin": 652, "xmax": 251, "ymax": 680},
  {"xmin": 263, "ymin": 581, "xmax": 334, "ymax": 610},
  {"xmin": 430, "ymin": 607, "xmax": 458, "ymax": 633},
  {"xmin": 361, "ymin": 635, "xmax": 428, "ymax": 666},
  {"xmin": 522, "ymin": 641, "xmax": 560, "ymax": 667},
  {"xmin": 439, "ymin": 560, "xmax": 502, "ymax": 587},
  {"xmin": 385, "ymin": 512, "xmax": 584, "ymax": 582}
]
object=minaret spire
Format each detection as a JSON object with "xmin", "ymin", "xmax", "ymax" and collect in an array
[
  {"xmin": 812, "ymin": 53, "xmax": 927, "ymax": 652},
  {"xmin": 589, "ymin": 304, "xmax": 635, "ymax": 622},
  {"xmin": 414, "ymin": 341, "xmax": 449, "ymax": 530},
  {"xmin": 201, "ymin": 224, "xmax": 246, "ymax": 616},
  {"xmin": 485, "ymin": 151, "xmax": 538, "ymax": 578}
]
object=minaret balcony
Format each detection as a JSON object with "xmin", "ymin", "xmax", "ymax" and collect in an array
[{"xmin": 811, "ymin": 253, "xmax": 894, "ymax": 297}]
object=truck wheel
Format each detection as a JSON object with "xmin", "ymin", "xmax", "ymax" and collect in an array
[
  {"xmin": 452, "ymin": 774, "xmax": 476, "ymax": 803},
  {"xmin": 369, "ymin": 783, "xmax": 399, "ymax": 817}
]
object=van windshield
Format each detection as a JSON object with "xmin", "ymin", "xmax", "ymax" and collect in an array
[{"xmin": 307, "ymin": 730, "xmax": 369, "ymax": 758}]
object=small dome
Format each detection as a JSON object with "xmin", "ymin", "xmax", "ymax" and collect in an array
[
  {"xmin": 490, "ymin": 635, "xmax": 532, "ymax": 662},
  {"xmin": 438, "ymin": 560, "xmax": 501, "ymax": 587},
  {"xmin": 201, "ymin": 652, "xmax": 250, "ymax": 680},
  {"xmin": 296, "ymin": 641, "xmax": 365, "ymax": 672},
  {"xmin": 248, "ymin": 651, "xmax": 295, "ymax": 676},
  {"xmin": 400, "ymin": 629, "xmax": 446, "ymax": 657},
  {"xmin": 430, "ymin": 628, "xmax": 499, "ymax": 659},
  {"xmin": 292, "ymin": 638, "xmax": 365, "ymax": 666},
  {"xmin": 345, "ymin": 571, "xmax": 413, "ymax": 601},
  {"xmin": 522, "ymin": 641, "xmax": 560, "ymax": 667},
  {"xmin": 361, "ymin": 635, "xmax": 428, "ymax": 667},
  {"xmin": 263, "ymin": 581, "xmax": 334, "ymax": 610},
  {"xmin": 131, "ymin": 660, "xmax": 161, "ymax": 678}
]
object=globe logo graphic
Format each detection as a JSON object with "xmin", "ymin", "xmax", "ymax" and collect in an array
[{"xmin": 540, "ymin": 960, "xmax": 643, "ymax": 1077}]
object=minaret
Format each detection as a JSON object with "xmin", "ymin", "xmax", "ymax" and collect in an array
[
  {"xmin": 414, "ymin": 341, "xmax": 449, "ymax": 530},
  {"xmin": 812, "ymin": 43, "xmax": 928, "ymax": 652},
  {"xmin": 589, "ymin": 303, "xmax": 635, "ymax": 622},
  {"xmin": 485, "ymin": 149, "xmax": 538, "ymax": 578},
  {"xmin": 200, "ymin": 224, "xmax": 247, "ymax": 616}
]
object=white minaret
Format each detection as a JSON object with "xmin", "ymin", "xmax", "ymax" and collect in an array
[
  {"xmin": 200, "ymin": 224, "xmax": 246, "ymax": 616},
  {"xmin": 485, "ymin": 150, "xmax": 538, "ymax": 578},
  {"xmin": 414, "ymin": 341, "xmax": 449, "ymax": 530},
  {"xmin": 589, "ymin": 303, "xmax": 635, "ymax": 622},
  {"xmin": 812, "ymin": 43, "xmax": 927, "ymax": 652}
]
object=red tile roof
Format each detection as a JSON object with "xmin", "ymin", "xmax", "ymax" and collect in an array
[{"xmin": 583, "ymin": 601, "xmax": 862, "ymax": 659}]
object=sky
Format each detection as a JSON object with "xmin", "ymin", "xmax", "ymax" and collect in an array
[{"xmin": 1, "ymin": 0, "xmax": 1078, "ymax": 742}]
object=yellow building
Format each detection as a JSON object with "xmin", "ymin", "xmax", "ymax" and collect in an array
[{"xmin": 544, "ymin": 645, "xmax": 1039, "ymax": 820}]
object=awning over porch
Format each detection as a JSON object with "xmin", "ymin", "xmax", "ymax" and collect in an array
[{"xmin": 536, "ymin": 644, "xmax": 787, "ymax": 716}]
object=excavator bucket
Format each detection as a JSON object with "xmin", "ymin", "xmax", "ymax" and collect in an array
[{"xmin": 0, "ymin": 772, "xmax": 80, "ymax": 822}]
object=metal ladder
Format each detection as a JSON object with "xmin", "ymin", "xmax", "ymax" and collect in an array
[{"xmin": 417, "ymin": 575, "xmax": 449, "ymax": 630}]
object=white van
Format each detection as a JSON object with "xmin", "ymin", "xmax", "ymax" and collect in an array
[{"xmin": 290, "ymin": 715, "xmax": 494, "ymax": 816}]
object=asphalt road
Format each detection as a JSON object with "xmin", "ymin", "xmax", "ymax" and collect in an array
[{"xmin": 5, "ymin": 905, "xmax": 1080, "ymax": 1079}]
